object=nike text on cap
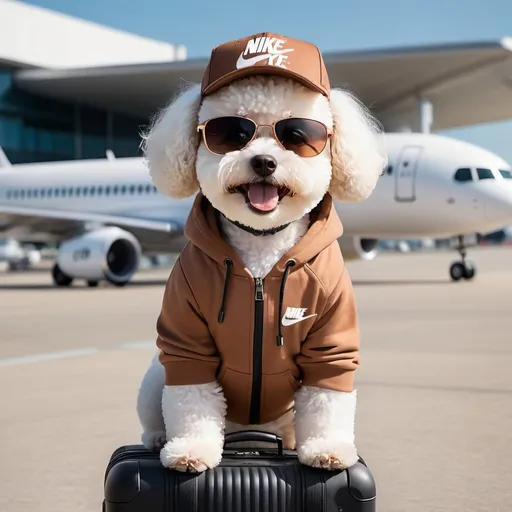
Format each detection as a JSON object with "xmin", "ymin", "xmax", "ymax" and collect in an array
[{"xmin": 201, "ymin": 32, "xmax": 331, "ymax": 99}]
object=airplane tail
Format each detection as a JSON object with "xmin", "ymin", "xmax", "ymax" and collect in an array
[{"xmin": 0, "ymin": 147, "xmax": 11, "ymax": 168}]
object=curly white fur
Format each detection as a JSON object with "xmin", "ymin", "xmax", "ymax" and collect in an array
[
  {"xmin": 141, "ymin": 85, "xmax": 202, "ymax": 198},
  {"xmin": 295, "ymin": 386, "xmax": 358, "ymax": 469},
  {"xmin": 329, "ymin": 89, "xmax": 387, "ymax": 202},
  {"xmin": 219, "ymin": 214, "xmax": 309, "ymax": 278},
  {"xmin": 159, "ymin": 383, "xmax": 227, "ymax": 472},
  {"xmin": 138, "ymin": 74, "xmax": 382, "ymax": 472}
]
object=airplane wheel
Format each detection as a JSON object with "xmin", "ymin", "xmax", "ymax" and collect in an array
[
  {"xmin": 52, "ymin": 264, "xmax": 73, "ymax": 287},
  {"xmin": 449, "ymin": 262, "xmax": 466, "ymax": 281},
  {"xmin": 463, "ymin": 261, "xmax": 476, "ymax": 280},
  {"xmin": 87, "ymin": 280, "xmax": 99, "ymax": 288}
]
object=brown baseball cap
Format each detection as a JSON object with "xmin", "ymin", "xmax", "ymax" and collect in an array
[{"xmin": 201, "ymin": 32, "xmax": 330, "ymax": 99}]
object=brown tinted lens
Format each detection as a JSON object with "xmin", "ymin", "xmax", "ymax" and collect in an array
[
  {"xmin": 203, "ymin": 117, "xmax": 256, "ymax": 154},
  {"xmin": 275, "ymin": 118, "xmax": 328, "ymax": 157}
]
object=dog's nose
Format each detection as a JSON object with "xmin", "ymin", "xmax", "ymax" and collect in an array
[{"xmin": 250, "ymin": 155, "xmax": 277, "ymax": 177}]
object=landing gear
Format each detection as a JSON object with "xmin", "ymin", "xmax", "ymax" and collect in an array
[
  {"xmin": 52, "ymin": 263, "xmax": 73, "ymax": 287},
  {"xmin": 87, "ymin": 280, "xmax": 99, "ymax": 288},
  {"xmin": 449, "ymin": 236, "xmax": 476, "ymax": 282}
]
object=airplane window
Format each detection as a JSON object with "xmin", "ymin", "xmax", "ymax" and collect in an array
[
  {"xmin": 90, "ymin": 186, "xmax": 96, "ymax": 196},
  {"xmin": 145, "ymin": 184, "xmax": 151, "ymax": 193},
  {"xmin": 477, "ymin": 168, "xmax": 495, "ymax": 180},
  {"xmin": 454, "ymin": 168, "xmax": 472, "ymax": 182},
  {"xmin": 121, "ymin": 185, "xmax": 127, "ymax": 194},
  {"xmin": 34, "ymin": 190, "xmax": 39, "ymax": 198},
  {"xmin": 105, "ymin": 186, "xmax": 111, "ymax": 195},
  {"xmin": 41, "ymin": 189, "xmax": 46, "ymax": 198},
  {"xmin": 137, "ymin": 184, "xmax": 143, "ymax": 194},
  {"xmin": 98, "ymin": 186, "xmax": 103, "ymax": 195},
  {"xmin": 75, "ymin": 188, "xmax": 81, "ymax": 197},
  {"xmin": 129, "ymin": 185, "xmax": 135, "ymax": 194},
  {"xmin": 55, "ymin": 189, "xmax": 60, "ymax": 197},
  {"xmin": 83, "ymin": 188, "xmax": 88, "ymax": 196},
  {"xmin": 27, "ymin": 190, "xmax": 32, "ymax": 198},
  {"xmin": 48, "ymin": 189, "xmax": 53, "ymax": 198},
  {"xmin": 20, "ymin": 190, "xmax": 25, "ymax": 199},
  {"xmin": 61, "ymin": 188, "xmax": 67, "ymax": 197},
  {"xmin": 499, "ymin": 170, "xmax": 512, "ymax": 179},
  {"xmin": 68, "ymin": 188, "xmax": 73, "ymax": 196}
]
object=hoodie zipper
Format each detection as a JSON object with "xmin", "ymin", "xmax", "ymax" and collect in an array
[{"xmin": 249, "ymin": 277, "xmax": 264, "ymax": 425}]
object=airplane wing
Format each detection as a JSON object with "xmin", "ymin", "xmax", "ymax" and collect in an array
[
  {"xmin": 0, "ymin": 204, "xmax": 183, "ymax": 242},
  {"xmin": 14, "ymin": 38, "xmax": 512, "ymax": 131}
]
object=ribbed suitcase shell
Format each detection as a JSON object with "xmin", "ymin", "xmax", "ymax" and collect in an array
[{"xmin": 103, "ymin": 443, "xmax": 376, "ymax": 512}]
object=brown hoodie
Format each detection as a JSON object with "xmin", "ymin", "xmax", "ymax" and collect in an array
[{"xmin": 156, "ymin": 193, "xmax": 360, "ymax": 426}]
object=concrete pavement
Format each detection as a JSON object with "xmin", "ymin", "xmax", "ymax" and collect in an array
[{"xmin": 1, "ymin": 246, "xmax": 511, "ymax": 512}]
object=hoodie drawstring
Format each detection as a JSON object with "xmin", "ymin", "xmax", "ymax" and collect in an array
[
  {"xmin": 276, "ymin": 260, "xmax": 296, "ymax": 346},
  {"xmin": 218, "ymin": 258, "xmax": 233, "ymax": 323},
  {"xmin": 218, "ymin": 258, "xmax": 296, "ymax": 345}
]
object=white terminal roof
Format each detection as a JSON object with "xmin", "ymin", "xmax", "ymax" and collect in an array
[
  {"xmin": 0, "ymin": 0, "xmax": 186, "ymax": 69},
  {"xmin": 15, "ymin": 38, "xmax": 512, "ymax": 131}
]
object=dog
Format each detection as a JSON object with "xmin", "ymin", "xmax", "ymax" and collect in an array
[{"xmin": 136, "ymin": 32, "xmax": 387, "ymax": 473}]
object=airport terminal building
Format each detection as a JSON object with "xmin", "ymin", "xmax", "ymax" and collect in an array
[
  {"xmin": 0, "ymin": 0, "xmax": 187, "ymax": 164},
  {"xmin": 3, "ymin": 0, "xmax": 512, "ymax": 167}
]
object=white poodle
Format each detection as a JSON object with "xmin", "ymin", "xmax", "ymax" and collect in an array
[{"xmin": 136, "ymin": 36, "xmax": 386, "ymax": 474}]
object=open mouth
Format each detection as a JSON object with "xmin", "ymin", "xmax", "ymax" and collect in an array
[{"xmin": 229, "ymin": 183, "xmax": 291, "ymax": 214}]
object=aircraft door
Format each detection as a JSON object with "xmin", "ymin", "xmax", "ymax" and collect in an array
[{"xmin": 395, "ymin": 145, "xmax": 422, "ymax": 202}]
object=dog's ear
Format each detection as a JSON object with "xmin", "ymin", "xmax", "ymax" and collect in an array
[
  {"xmin": 142, "ymin": 84, "xmax": 202, "ymax": 198},
  {"xmin": 328, "ymin": 88, "xmax": 388, "ymax": 202}
]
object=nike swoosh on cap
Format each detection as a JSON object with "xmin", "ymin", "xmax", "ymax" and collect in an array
[
  {"xmin": 281, "ymin": 314, "xmax": 317, "ymax": 327},
  {"xmin": 235, "ymin": 49, "xmax": 294, "ymax": 69}
]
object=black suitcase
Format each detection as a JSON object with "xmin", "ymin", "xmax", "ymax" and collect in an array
[{"xmin": 103, "ymin": 430, "xmax": 376, "ymax": 511}]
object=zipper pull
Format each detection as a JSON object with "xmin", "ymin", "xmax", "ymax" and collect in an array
[{"xmin": 254, "ymin": 277, "xmax": 264, "ymax": 301}]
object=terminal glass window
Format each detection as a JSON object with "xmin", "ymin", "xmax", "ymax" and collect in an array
[
  {"xmin": 476, "ymin": 168, "xmax": 495, "ymax": 180},
  {"xmin": 81, "ymin": 107, "xmax": 107, "ymax": 159},
  {"xmin": 0, "ymin": 71, "xmax": 75, "ymax": 163},
  {"xmin": 0, "ymin": 68, "xmax": 145, "ymax": 164},
  {"xmin": 111, "ymin": 113, "xmax": 144, "ymax": 158},
  {"xmin": 454, "ymin": 168, "xmax": 473, "ymax": 182}
]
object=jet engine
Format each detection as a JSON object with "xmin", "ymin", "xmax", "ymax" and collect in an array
[
  {"xmin": 338, "ymin": 236, "xmax": 379, "ymax": 261},
  {"xmin": 54, "ymin": 227, "xmax": 141, "ymax": 286}
]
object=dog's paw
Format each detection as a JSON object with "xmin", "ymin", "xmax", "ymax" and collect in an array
[
  {"xmin": 297, "ymin": 437, "xmax": 358, "ymax": 470},
  {"xmin": 141, "ymin": 430, "xmax": 167, "ymax": 452},
  {"xmin": 160, "ymin": 435, "xmax": 223, "ymax": 473}
]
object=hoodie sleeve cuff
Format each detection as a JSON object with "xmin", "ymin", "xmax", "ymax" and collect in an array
[
  {"xmin": 162, "ymin": 360, "xmax": 219, "ymax": 386},
  {"xmin": 300, "ymin": 363, "xmax": 355, "ymax": 392}
]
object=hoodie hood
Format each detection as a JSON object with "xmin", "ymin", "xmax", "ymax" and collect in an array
[{"xmin": 184, "ymin": 193, "xmax": 344, "ymax": 276}]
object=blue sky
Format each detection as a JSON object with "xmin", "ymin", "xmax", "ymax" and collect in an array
[{"xmin": 24, "ymin": 0, "xmax": 512, "ymax": 163}]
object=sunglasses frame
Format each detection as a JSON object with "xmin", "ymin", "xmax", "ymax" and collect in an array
[{"xmin": 196, "ymin": 115, "xmax": 332, "ymax": 157}]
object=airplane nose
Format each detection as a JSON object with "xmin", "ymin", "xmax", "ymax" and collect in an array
[{"xmin": 484, "ymin": 194, "xmax": 512, "ymax": 225}]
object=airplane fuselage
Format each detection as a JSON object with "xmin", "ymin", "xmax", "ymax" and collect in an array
[
  {"xmin": 337, "ymin": 133, "xmax": 512, "ymax": 238},
  {"xmin": 1, "ymin": 133, "xmax": 512, "ymax": 253}
]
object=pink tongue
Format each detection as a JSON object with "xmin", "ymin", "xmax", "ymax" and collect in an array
[{"xmin": 247, "ymin": 183, "xmax": 279, "ymax": 212}]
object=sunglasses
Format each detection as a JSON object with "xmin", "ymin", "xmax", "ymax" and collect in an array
[{"xmin": 197, "ymin": 116, "xmax": 332, "ymax": 158}]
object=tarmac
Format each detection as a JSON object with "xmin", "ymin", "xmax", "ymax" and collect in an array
[{"xmin": 0, "ymin": 245, "xmax": 511, "ymax": 512}]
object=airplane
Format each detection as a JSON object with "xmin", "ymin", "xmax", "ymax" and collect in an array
[
  {"xmin": 1, "ymin": 131, "xmax": 511, "ymax": 288},
  {"xmin": 0, "ymin": 237, "xmax": 41, "ymax": 271}
]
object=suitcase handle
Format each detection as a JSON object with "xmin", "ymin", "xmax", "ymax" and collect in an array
[{"xmin": 224, "ymin": 430, "xmax": 284, "ymax": 455}]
